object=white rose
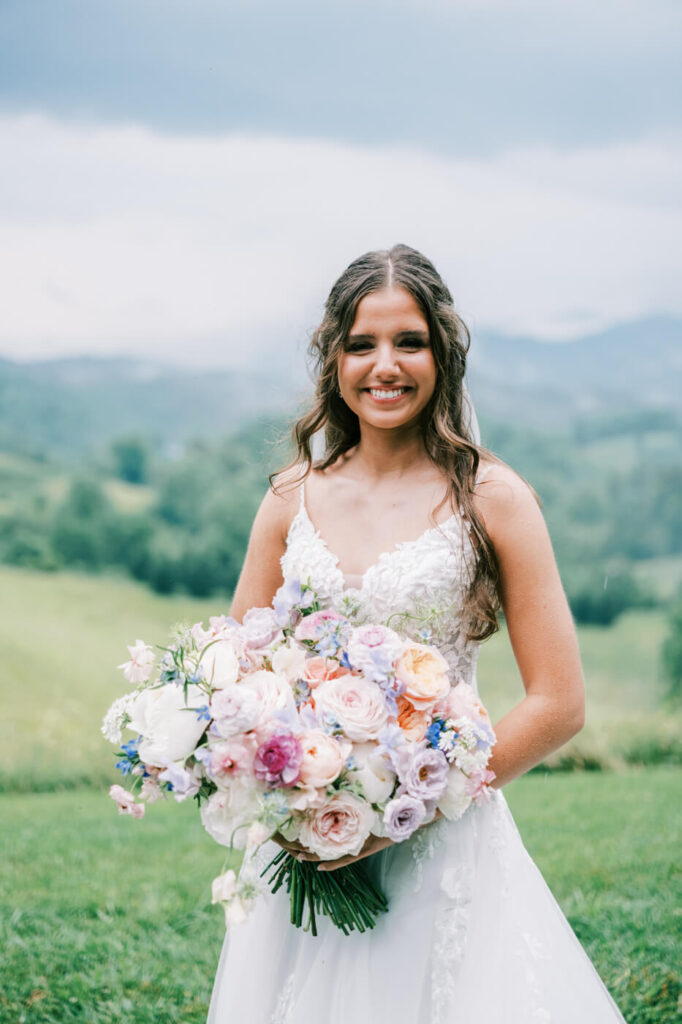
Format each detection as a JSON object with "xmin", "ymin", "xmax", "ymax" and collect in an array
[
  {"xmin": 128, "ymin": 683, "xmax": 207, "ymax": 766},
  {"xmin": 200, "ymin": 784, "xmax": 263, "ymax": 849},
  {"xmin": 298, "ymin": 791, "xmax": 377, "ymax": 860},
  {"xmin": 271, "ymin": 641, "xmax": 307, "ymax": 683},
  {"xmin": 200, "ymin": 639, "xmax": 240, "ymax": 688},
  {"xmin": 241, "ymin": 670, "xmax": 295, "ymax": 724},
  {"xmin": 437, "ymin": 770, "xmax": 472, "ymax": 822},
  {"xmin": 346, "ymin": 742, "xmax": 396, "ymax": 804},
  {"xmin": 314, "ymin": 676, "xmax": 389, "ymax": 741}
]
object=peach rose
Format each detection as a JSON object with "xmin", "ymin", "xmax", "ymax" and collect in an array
[
  {"xmin": 301, "ymin": 657, "xmax": 350, "ymax": 689},
  {"xmin": 298, "ymin": 729, "xmax": 350, "ymax": 788},
  {"xmin": 396, "ymin": 696, "xmax": 431, "ymax": 742},
  {"xmin": 396, "ymin": 642, "xmax": 450, "ymax": 710}
]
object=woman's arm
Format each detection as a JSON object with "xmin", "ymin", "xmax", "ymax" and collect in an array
[
  {"xmin": 228, "ymin": 478, "xmax": 298, "ymax": 623},
  {"xmin": 473, "ymin": 464, "xmax": 585, "ymax": 788}
]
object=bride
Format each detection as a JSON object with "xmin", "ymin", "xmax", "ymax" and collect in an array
[{"xmin": 207, "ymin": 245, "xmax": 627, "ymax": 1022}]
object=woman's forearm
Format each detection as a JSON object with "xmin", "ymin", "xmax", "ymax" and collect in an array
[{"xmin": 488, "ymin": 692, "xmax": 585, "ymax": 789}]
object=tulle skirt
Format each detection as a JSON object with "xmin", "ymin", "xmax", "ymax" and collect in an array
[{"xmin": 207, "ymin": 790, "xmax": 627, "ymax": 1023}]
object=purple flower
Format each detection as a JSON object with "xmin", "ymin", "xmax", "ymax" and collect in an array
[
  {"xmin": 239, "ymin": 607, "xmax": 283, "ymax": 651},
  {"xmin": 398, "ymin": 746, "xmax": 450, "ymax": 802},
  {"xmin": 253, "ymin": 732, "xmax": 303, "ymax": 787},
  {"xmin": 383, "ymin": 793, "xmax": 427, "ymax": 842},
  {"xmin": 273, "ymin": 578, "xmax": 303, "ymax": 626}
]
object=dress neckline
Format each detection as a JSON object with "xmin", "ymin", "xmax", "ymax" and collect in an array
[{"xmin": 290, "ymin": 489, "xmax": 461, "ymax": 593}]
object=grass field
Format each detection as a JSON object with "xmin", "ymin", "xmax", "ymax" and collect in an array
[
  {"xmin": 1, "ymin": 770, "xmax": 679, "ymax": 1023},
  {"xmin": 1, "ymin": 565, "xmax": 679, "ymax": 791}
]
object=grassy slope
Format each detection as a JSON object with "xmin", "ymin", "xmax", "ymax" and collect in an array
[
  {"xmin": 1, "ymin": 565, "xmax": 679, "ymax": 790},
  {"xmin": 1, "ymin": 770, "xmax": 679, "ymax": 1023}
]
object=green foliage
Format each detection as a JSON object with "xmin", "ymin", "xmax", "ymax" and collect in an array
[
  {"xmin": 661, "ymin": 597, "xmax": 682, "ymax": 700},
  {"xmin": 111, "ymin": 437, "xmax": 149, "ymax": 485}
]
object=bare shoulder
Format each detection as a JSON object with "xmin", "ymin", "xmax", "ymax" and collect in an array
[
  {"xmin": 473, "ymin": 458, "xmax": 544, "ymax": 547},
  {"xmin": 257, "ymin": 463, "xmax": 304, "ymax": 541}
]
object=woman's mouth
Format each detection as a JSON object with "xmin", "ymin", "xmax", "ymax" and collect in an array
[{"xmin": 364, "ymin": 386, "xmax": 411, "ymax": 403}]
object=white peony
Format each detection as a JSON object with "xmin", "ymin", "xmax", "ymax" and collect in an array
[
  {"xmin": 346, "ymin": 742, "xmax": 397, "ymax": 804},
  {"xmin": 200, "ymin": 784, "xmax": 263, "ymax": 850},
  {"xmin": 128, "ymin": 683, "xmax": 207, "ymax": 766},
  {"xmin": 437, "ymin": 770, "xmax": 472, "ymax": 822},
  {"xmin": 200, "ymin": 638, "xmax": 241, "ymax": 688}
]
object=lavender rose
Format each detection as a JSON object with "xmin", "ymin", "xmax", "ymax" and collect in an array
[
  {"xmin": 383, "ymin": 793, "xmax": 427, "ymax": 842},
  {"xmin": 254, "ymin": 732, "xmax": 303, "ymax": 787},
  {"xmin": 397, "ymin": 746, "xmax": 450, "ymax": 802}
]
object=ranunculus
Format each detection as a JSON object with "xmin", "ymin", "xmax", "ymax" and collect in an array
[
  {"xmin": 396, "ymin": 642, "xmax": 450, "ymax": 710},
  {"xmin": 298, "ymin": 730, "xmax": 349, "ymax": 788},
  {"xmin": 271, "ymin": 641, "xmax": 308, "ymax": 683},
  {"xmin": 383, "ymin": 793, "xmax": 426, "ymax": 841},
  {"xmin": 346, "ymin": 741, "xmax": 397, "ymax": 803},
  {"xmin": 301, "ymin": 656, "xmax": 350, "ymax": 689},
  {"xmin": 298, "ymin": 792, "xmax": 376, "ymax": 860},
  {"xmin": 118, "ymin": 639, "xmax": 155, "ymax": 685},
  {"xmin": 396, "ymin": 696, "xmax": 431, "ymax": 742},
  {"xmin": 396, "ymin": 746, "xmax": 450, "ymax": 802},
  {"xmin": 254, "ymin": 733, "xmax": 303, "ymax": 787},
  {"xmin": 210, "ymin": 684, "xmax": 261, "ymax": 736},
  {"xmin": 128, "ymin": 683, "xmax": 208, "ymax": 766},
  {"xmin": 109, "ymin": 783, "xmax": 145, "ymax": 818},
  {"xmin": 241, "ymin": 670, "xmax": 296, "ymax": 724},
  {"xmin": 437, "ymin": 769, "xmax": 472, "ymax": 821},
  {"xmin": 200, "ymin": 784, "xmax": 263, "ymax": 849},
  {"xmin": 240, "ymin": 607, "xmax": 283, "ymax": 651},
  {"xmin": 314, "ymin": 676, "xmax": 389, "ymax": 741},
  {"xmin": 200, "ymin": 638, "xmax": 240, "ymax": 689}
]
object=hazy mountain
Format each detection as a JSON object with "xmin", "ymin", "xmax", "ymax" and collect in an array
[{"xmin": 0, "ymin": 315, "xmax": 679, "ymax": 458}]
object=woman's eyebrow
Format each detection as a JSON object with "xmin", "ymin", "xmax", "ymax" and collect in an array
[{"xmin": 346, "ymin": 330, "xmax": 429, "ymax": 342}]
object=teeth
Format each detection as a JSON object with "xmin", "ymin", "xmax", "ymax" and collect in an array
[{"xmin": 369, "ymin": 387, "xmax": 407, "ymax": 399}]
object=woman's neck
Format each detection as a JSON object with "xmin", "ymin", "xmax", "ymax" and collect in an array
[{"xmin": 349, "ymin": 422, "xmax": 430, "ymax": 481}]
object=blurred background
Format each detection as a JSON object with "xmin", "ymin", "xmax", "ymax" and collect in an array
[{"xmin": 1, "ymin": 1, "xmax": 680, "ymax": 1021}]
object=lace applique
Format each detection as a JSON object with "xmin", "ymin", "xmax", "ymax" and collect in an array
[
  {"xmin": 430, "ymin": 863, "xmax": 474, "ymax": 1024},
  {"xmin": 270, "ymin": 971, "xmax": 296, "ymax": 1024},
  {"xmin": 513, "ymin": 932, "xmax": 552, "ymax": 1023},
  {"xmin": 411, "ymin": 817, "xmax": 447, "ymax": 893}
]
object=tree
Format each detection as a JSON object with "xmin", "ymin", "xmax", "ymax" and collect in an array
[{"xmin": 112, "ymin": 437, "xmax": 149, "ymax": 485}]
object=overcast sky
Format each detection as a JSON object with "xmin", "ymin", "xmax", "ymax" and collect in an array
[{"xmin": 1, "ymin": 0, "xmax": 680, "ymax": 365}]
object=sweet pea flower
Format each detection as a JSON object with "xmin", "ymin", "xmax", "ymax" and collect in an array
[
  {"xmin": 118, "ymin": 640, "xmax": 155, "ymax": 685},
  {"xmin": 109, "ymin": 784, "xmax": 145, "ymax": 819}
]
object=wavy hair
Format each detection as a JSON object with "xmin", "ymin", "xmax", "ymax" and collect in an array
[{"xmin": 271, "ymin": 243, "xmax": 511, "ymax": 642}]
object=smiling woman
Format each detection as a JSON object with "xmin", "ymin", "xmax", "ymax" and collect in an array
[{"xmin": 204, "ymin": 244, "xmax": 628, "ymax": 1023}]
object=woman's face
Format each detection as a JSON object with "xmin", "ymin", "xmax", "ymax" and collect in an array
[{"xmin": 336, "ymin": 286, "xmax": 437, "ymax": 430}]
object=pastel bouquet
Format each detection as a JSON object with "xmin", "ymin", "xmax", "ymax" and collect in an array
[{"xmin": 102, "ymin": 578, "xmax": 496, "ymax": 935}]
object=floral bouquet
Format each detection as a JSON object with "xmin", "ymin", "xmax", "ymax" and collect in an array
[{"xmin": 102, "ymin": 579, "xmax": 496, "ymax": 935}]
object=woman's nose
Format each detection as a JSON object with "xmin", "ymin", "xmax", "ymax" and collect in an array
[{"xmin": 374, "ymin": 342, "xmax": 399, "ymax": 374}]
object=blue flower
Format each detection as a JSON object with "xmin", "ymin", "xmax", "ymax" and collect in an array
[
  {"xmin": 195, "ymin": 704, "xmax": 211, "ymax": 722},
  {"xmin": 426, "ymin": 720, "xmax": 445, "ymax": 748},
  {"xmin": 115, "ymin": 759, "xmax": 133, "ymax": 775},
  {"xmin": 120, "ymin": 737, "xmax": 140, "ymax": 757}
]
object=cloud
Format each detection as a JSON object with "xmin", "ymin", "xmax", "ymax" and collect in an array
[{"xmin": 0, "ymin": 114, "xmax": 680, "ymax": 364}]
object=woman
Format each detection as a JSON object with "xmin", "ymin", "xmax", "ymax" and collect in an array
[{"xmin": 207, "ymin": 245, "xmax": 627, "ymax": 1022}]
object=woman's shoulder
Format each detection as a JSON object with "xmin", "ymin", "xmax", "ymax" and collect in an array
[{"xmin": 473, "ymin": 456, "xmax": 543, "ymax": 535}]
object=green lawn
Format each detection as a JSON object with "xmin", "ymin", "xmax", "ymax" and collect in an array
[{"xmin": 1, "ymin": 770, "xmax": 679, "ymax": 1023}]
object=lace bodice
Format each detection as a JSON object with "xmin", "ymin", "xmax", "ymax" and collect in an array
[{"xmin": 280, "ymin": 466, "xmax": 492, "ymax": 694}]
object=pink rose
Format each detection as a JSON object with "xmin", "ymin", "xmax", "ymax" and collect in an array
[
  {"xmin": 298, "ymin": 730, "xmax": 349, "ymax": 788},
  {"xmin": 434, "ymin": 679, "xmax": 491, "ymax": 724},
  {"xmin": 314, "ymin": 676, "xmax": 389, "ymax": 741},
  {"xmin": 298, "ymin": 791, "xmax": 376, "ymax": 860},
  {"xmin": 240, "ymin": 669, "xmax": 295, "ymax": 724},
  {"xmin": 294, "ymin": 609, "xmax": 348, "ymax": 643},
  {"xmin": 302, "ymin": 656, "xmax": 350, "ymax": 690},
  {"xmin": 396, "ymin": 642, "xmax": 450, "ymax": 710}
]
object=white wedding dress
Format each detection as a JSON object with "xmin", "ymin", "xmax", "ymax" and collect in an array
[{"xmin": 208, "ymin": 468, "xmax": 627, "ymax": 1023}]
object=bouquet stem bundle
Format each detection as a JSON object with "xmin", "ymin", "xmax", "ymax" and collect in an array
[{"xmin": 263, "ymin": 849, "xmax": 389, "ymax": 936}]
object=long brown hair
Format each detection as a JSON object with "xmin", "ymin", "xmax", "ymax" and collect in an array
[{"xmin": 271, "ymin": 244, "xmax": 510, "ymax": 642}]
